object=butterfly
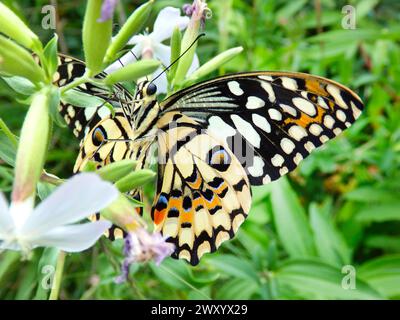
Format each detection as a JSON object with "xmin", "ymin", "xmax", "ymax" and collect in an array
[{"xmin": 55, "ymin": 54, "xmax": 364, "ymax": 265}]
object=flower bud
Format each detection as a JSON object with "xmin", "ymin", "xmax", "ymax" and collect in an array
[
  {"xmin": 83, "ymin": 0, "xmax": 113, "ymax": 75},
  {"xmin": 101, "ymin": 194, "xmax": 145, "ymax": 231},
  {"xmin": 12, "ymin": 89, "xmax": 51, "ymax": 202},
  {"xmin": 104, "ymin": 59, "xmax": 160, "ymax": 85},
  {"xmin": 114, "ymin": 169, "xmax": 155, "ymax": 193},
  {"xmin": 0, "ymin": 35, "xmax": 46, "ymax": 84},
  {"xmin": 104, "ymin": 0, "xmax": 154, "ymax": 64},
  {"xmin": 0, "ymin": 2, "xmax": 42, "ymax": 52},
  {"xmin": 97, "ymin": 159, "xmax": 138, "ymax": 182},
  {"xmin": 174, "ymin": 0, "xmax": 210, "ymax": 85},
  {"xmin": 185, "ymin": 46, "xmax": 243, "ymax": 83}
]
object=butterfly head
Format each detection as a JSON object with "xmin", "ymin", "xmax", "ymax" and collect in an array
[{"xmin": 135, "ymin": 80, "xmax": 157, "ymax": 100}]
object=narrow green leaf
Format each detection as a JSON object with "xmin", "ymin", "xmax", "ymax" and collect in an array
[
  {"xmin": 356, "ymin": 202, "xmax": 400, "ymax": 222},
  {"xmin": 1, "ymin": 76, "xmax": 36, "ymax": 95},
  {"xmin": 270, "ymin": 178, "xmax": 316, "ymax": 258},
  {"xmin": 310, "ymin": 203, "xmax": 352, "ymax": 267},
  {"xmin": 43, "ymin": 34, "xmax": 59, "ymax": 79},
  {"xmin": 206, "ymin": 254, "xmax": 259, "ymax": 283},
  {"xmin": 276, "ymin": 259, "xmax": 382, "ymax": 299},
  {"xmin": 358, "ymin": 255, "xmax": 400, "ymax": 298},
  {"xmin": 34, "ymin": 248, "xmax": 60, "ymax": 300}
]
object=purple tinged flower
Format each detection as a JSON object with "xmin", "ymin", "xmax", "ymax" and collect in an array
[
  {"xmin": 98, "ymin": 0, "xmax": 119, "ymax": 22},
  {"xmin": 115, "ymin": 228, "xmax": 175, "ymax": 283},
  {"xmin": 182, "ymin": 0, "xmax": 212, "ymax": 29}
]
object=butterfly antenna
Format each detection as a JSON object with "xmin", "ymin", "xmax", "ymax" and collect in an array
[{"xmin": 151, "ymin": 33, "xmax": 205, "ymax": 84}]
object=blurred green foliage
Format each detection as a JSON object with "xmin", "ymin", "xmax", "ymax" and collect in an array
[{"xmin": 1, "ymin": 0, "xmax": 400, "ymax": 300}]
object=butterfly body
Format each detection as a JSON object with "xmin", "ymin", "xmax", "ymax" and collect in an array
[{"xmin": 55, "ymin": 55, "xmax": 364, "ymax": 265}]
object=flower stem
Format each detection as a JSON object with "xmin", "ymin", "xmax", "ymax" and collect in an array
[
  {"xmin": 49, "ymin": 251, "xmax": 66, "ymax": 300},
  {"xmin": 60, "ymin": 73, "xmax": 90, "ymax": 94}
]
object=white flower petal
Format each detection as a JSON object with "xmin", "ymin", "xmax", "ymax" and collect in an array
[
  {"xmin": 30, "ymin": 221, "xmax": 112, "ymax": 252},
  {"xmin": 153, "ymin": 42, "xmax": 171, "ymax": 68},
  {"xmin": 188, "ymin": 53, "xmax": 200, "ymax": 75},
  {"xmin": 127, "ymin": 34, "xmax": 145, "ymax": 45},
  {"xmin": 105, "ymin": 43, "xmax": 143, "ymax": 73},
  {"xmin": 0, "ymin": 193, "xmax": 14, "ymax": 236},
  {"xmin": 151, "ymin": 7, "xmax": 190, "ymax": 43},
  {"xmin": 152, "ymin": 68, "xmax": 168, "ymax": 94},
  {"xmin": 20, "ymin": 173, "xmax": 118, "ymax": 237}
]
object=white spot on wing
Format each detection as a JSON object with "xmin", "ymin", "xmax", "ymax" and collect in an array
[
  {"xmin": 248, "ymin": 156, "xmax": 265, "ymax": 177},
  {"xmin": 246, "ymin": 96, "xmax": 265, "ymax": 109},
  {"xmin": 252, "ymin": 114, "xmax": 271, "ymax": 133},
  {"xmin": 281, "ymin": 138, "xmax": 295, "ymax": 154},
  {"xmin": 280, "ymin": 77, "xmax": 298, "ymax": 90},
  {"xmin": 231, "ymin": 115, "xmax": 261, "ymax": 148},
  {"xmin": 260, "ymin": 81, "xmax": 276, "ymax": 102},
  {"xmin": 228, "ymin": 81, "xmax": 244, "ymax": 96},
  {"xmin": 271, "ymin": 154, "xmax": 284, "ymax": 167},
  {"xmin": 336, "ymin": 109, "xmax": 346, "ymax": 122},
  {"xmin": 288, "ymin": 125, "xmax": 307, "ymax": 141},
  {"xmin": 326, "ymin": 84, "xmax": 348, "ymax": 109},
  {"xmin": 268, "ymin": 109, "xmax": 282, "ymax": 121},
  {"xmin": 324, "ymin": 115, "xmax": 335, "ymax": 129},
  {"xmin": 309, "ymin": 123, "xmax": 323, "ymax": 136},
  {"xmin": 292, "ymin": 97, "xmax": 316, "ymax": 116},
  {"xmin": 208, "ymin": 116, "xmax": 236, "ymax": 141}
]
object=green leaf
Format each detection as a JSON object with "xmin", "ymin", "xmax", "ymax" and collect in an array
[
  {"xmin": 270, "ymin": 178, "xmax": 316, "ymax": 258},
  {"xmin": 275, "ymin": 259, "xmax": 382, "ymax": 299},
  {"xmin": 309, "ymin": 203, "xmax": 352, "ymax": 267},
  {"xmin": 344, "ymin": 186, "xmax": 398, "ymax": 203},
  {"xmin": 37, "ymin": 181, "xmax": 56, "ymax": 200},
  {"xmin": 216, "ymin": 278, "xmax": 258, "ymax": 300},
  {"xmin": 1, "ymin": 75, "xmax": 35, "ymax": 95},
  {"xmin": 34, "ymin": 248, "xmax": 60, "ymax": 300},
  {"xmin": 356, "ymin": 202, "xmax": 400, "ymax": 222},
  {"xmin": 48, "ymin": 86, "xmax": 64, "ymax": 127},
  {"xmin": 43, "ymin": 34, "xmax": 59, "ymax": 79},
  {"xmin": 358, "ymin": 255, "xmax": 400, "ymax": 298},
  {"xmin": 206, "ymin": 254, "xmax": 259, "ymax": 283},
  {"xmin": 151, "ymin": 259, "xmax": 217, "ymax": 293},
  {"xmin": 0, "ymin": 251, "xmax": 20, "ymax": 287},
  {"xmin": 61, "ymin": 88, "xmax": 114, "ymax": 113},
  {"xmin": 0, "ymin": 132, "xmax": 17, "ymax": 166}
]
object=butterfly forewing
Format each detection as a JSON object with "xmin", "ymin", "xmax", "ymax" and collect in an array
[{"xmin": 161, "ymin": 72, "xmax": 364, "ymax": 185}]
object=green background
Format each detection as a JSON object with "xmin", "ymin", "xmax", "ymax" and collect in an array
[{"xmin": 0, "ymin": 0, "xmax": 400, "ymax": 299}]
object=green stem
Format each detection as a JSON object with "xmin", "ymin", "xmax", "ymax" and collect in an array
[
  {"xmin": 49, "ymin": 251, "xmax": 66, "ymax": 300},
  {"xmin": 0, "ymin": 118, "xmax": 18, "ymax": 147},
  {"xmin": 60, "ymin": 73, "xmax": 90, "ymax": 94}
]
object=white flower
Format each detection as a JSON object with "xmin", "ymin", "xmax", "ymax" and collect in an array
[
  {"xmin": 105, "ymin": 7, "xmax": 199, "ymax": 93},
  {"xmin": 0, "ymin": 173, "xmax": 118, "ymax": 253}
]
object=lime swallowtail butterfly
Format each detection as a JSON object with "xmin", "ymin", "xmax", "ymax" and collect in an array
[{"xmin": 55, "ymin": 54, "xmax": 363, "ymax": 265}]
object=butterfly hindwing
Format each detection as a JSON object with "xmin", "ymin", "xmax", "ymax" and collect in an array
[
  {"xmin": 152, "ymin": 112, "xmax": 251, "ymax": 265},
  {"xmin": 161, "ymin": 72, "xmax": 364, "ymax": 185}
]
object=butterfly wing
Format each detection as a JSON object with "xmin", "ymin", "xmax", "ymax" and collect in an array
[
  {"xmin": 152, "ymin": 112, "xmax": 251, "ymax": 265},
  {"xmin": 161, "ymin": 72, "xmax": 364, "ymax": 185},
  {"xmin": 54, "ymin": 55, "xmax": 144, "ymax": 237}
]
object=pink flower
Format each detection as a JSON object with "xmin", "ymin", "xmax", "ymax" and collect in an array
[{"xmin": 98, "ymin": 0, "xmax": 118, "ymax": 22}]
